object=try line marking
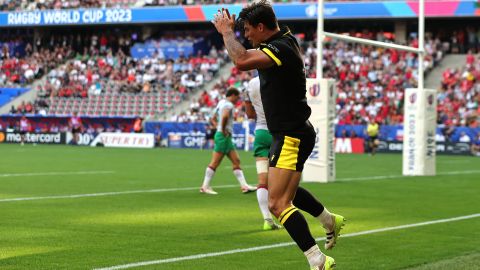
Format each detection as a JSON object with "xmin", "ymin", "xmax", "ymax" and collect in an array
[
  {"xmin": 1, "ymin": 170, "xmax": 479, "ymax": 203},
  {"xmin": 0, "ymin": 171, "xmax": 115, "ymax": 178},
  {"xmin": 92, "ymin": 213, "xmax": 480, "ymax": 270},
  {"xmin": 0, "ymin": 185, "xmax": 238, "ymax": 203},
  {"xmin": 335, "ymin": 170, "xmax": 480, "ymax": 182}
]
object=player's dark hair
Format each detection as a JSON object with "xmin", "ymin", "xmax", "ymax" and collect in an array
[
  {"xmin": 238, "ymin": 0, "xmax": 278, "ymax": 30},
  {"xmin": 226, "ymin": 87, "xmax": 240, "ymax": 97}
]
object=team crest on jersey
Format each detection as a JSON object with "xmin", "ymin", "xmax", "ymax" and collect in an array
[
  {"xmin": 409, "ymin": 93, "xmax": 417, "ymax": 104},
  {"xmin": 309, "ymin": 84, "xmax": 320, "ymax": 97}
]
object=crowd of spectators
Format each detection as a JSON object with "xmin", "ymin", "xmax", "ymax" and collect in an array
[
  {"xmin": 2, "ymin": 26, "xmax": 478, "ymax": 139},
  {"xmin": 448, "ymin": 27, "xmax": 480, "ymax": 54},
  {"xmin": 306, "ymin": 31, "xmax": 447, "ymax": 126},
  {"xmin": 8, "ymin": 100, "xmax": 37, "ymax": 114},
  {"xmin": 0, "ymin": 35, "xmax": 74, "ymax": 86},
  {"xmin": 176, "ymin": 30, "xmax": 447, "ymax": 125},
  {"xmin": 174, "ymin": 29, "xmax": 476, "ymax": 144},
  {"xmin": 0, "ymin": 29, "xmax": 228, "ymax": 117},
  {"xmin": 37, "ymin": 47, "xmax": 223, "ymax": 98},
  {"xmin": 170, "ymin": 66, "xmax": 253, "ymax": 122},
  {"xmin": 14, "ymin": 31, "xmax": 226, "ymax": 116},
  {"xmin": 437, "ymin": 51, "xmax": 480, "ymax": 129}
]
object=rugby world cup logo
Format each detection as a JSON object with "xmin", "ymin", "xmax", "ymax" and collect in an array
[
  {"xmin": 409, "ymin": 93, "xmax": 417, "ymax": 104},
  {"xmin": 428, "ymin": 94, "xmax": 434, "ymax": 106},
  {"xmin": 309, "ymin": 84, "xmax": 320, "ymax": 97},
  {"xmin": 305, "ymin": 5, "xmax": 317, "ymax": 18}
]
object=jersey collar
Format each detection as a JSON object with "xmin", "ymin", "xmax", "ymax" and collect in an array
[{"xmin": 264, "ymin": 26, "xmax": 292, "ymax": 43}]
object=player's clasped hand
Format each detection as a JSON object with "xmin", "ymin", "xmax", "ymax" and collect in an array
[{"xmin": 212, "ymin": 8, "xmax": 236, "ymax": 35}]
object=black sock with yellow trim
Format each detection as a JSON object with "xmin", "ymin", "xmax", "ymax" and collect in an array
[
  {"xmin": 279, "ymin": 206, "xmax": 317, "ymax": 252},
  {"xmin": 293, "ymin": 186, "xmax": 325, "ymax": 218}
]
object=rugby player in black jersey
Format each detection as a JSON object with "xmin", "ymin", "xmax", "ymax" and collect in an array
[{"xmin": 212, "ymin": 1, "xmax": 345, "ymax": 269}]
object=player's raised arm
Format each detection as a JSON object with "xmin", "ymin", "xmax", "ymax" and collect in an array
[{"xmin": 212, "ymin": 9, "xmax": 274, "ymax": 71}]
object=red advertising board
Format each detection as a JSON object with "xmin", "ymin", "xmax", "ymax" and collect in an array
[{"xmin": 335, "ymin": 138, "xmax": 365, "ymax": 154}]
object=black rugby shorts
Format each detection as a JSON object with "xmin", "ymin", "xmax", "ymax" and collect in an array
[{"xmin": 269, "ymin": 122, "xmax": 316, "ymax": 172}]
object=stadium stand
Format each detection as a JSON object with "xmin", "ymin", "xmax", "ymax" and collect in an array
[
  {"xmin": 20, "ymin": 31, "xmax": 229, "ymax": 117},
  {"xmin": 170, "ymin": 67, "xmax": 255, "ymax": 122},
  {"xmin": 0, "ymin": 35, "xmax": 73, "ymax": 86},
  {"xmin": 319, "ymin": 34, "xmax": 446, "ymax": 126},
  {"xmin": 437, "ymin": 51, "xmax": 480, "ymax": 128},
  {"xmin": 177, "ymin": 30, "xmax": 448, "ymax": 126},
  {"xmin": 1, "ymin": 26, "xmax": 477, "ymax": 131},
  {"xmin": 0, "ymin": 33, "xmax": 75, "ymax": 107}
]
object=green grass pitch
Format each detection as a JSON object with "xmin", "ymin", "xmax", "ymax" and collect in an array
[{"xmin": 0, "ymin": 144, "xmax": 479, "ymax": 270}]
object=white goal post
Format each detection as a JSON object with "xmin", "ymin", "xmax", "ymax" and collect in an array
[{"xmin": 303, "ymin": 0, "xmax": 436, "ymax": 182}]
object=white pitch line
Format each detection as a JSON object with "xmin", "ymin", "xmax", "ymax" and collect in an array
[
  {"xmin": 223, "ymin": 164, "xmax": 256, "ymax": 169},
  {"xmin": 0, "ymin": 171, "xmax": 115, "ymax": 178},
  {"xmin": 437, "ymin": 169, "xmax": 480, "ymax": 175},
  {"xmin": 1, "ymin": 170, "xmax": 479, "ymax": 203},
  {"xmin": 335, "ymin": 170, "xmax": 480, "ymax": 182},
  {"xmin": 0, "ymin": 185, "xmax": 238, "ymax": 203},
  {"xmin": 437, "ymin": 160, "xmax": 472, "ymax": 164},
  {"xmin": 93, "ymin": 213, "xmax": 480, "ymax": 270}
]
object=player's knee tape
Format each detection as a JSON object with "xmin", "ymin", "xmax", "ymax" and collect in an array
[{"xmin": 256, "ymin": 159, "xmax": 269, "ymax": 174}]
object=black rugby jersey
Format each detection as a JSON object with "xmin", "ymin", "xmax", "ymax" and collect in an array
[{"xmin": 258, "ymin": 27, "xmax": 311, "ymax": 133}]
